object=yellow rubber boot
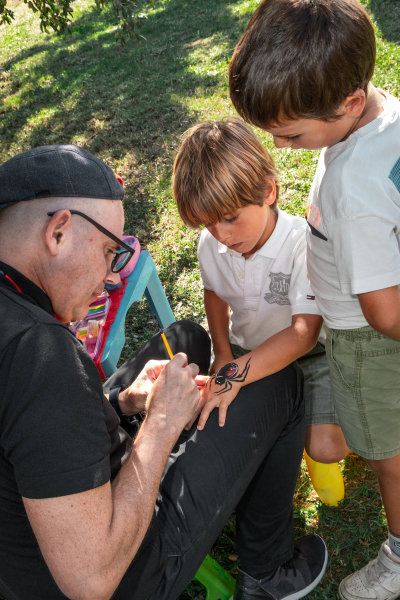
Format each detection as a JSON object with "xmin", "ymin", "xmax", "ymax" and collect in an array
[{"xmin": 304, "ymin": 451, "xmax": 345, "ymax": 506}]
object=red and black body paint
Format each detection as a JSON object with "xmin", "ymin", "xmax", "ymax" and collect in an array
[{"xmin": 209, "ymin": 357, "xmax": 252, "ymax": 395}]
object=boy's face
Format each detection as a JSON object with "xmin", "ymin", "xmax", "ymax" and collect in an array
[
  {"xmin": 263, "ymin": 116, "xmax": 355, "ymax": 151},
  {"xmin": 203, "ymin": 183, "xmax": 277, "ymax": 258},
  {"xmin": 263, "ymin": 91, "xmax": 370, "ymax": 150}
]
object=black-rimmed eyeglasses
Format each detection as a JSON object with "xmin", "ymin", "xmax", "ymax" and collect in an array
[{"xmin": 47, "ymin": 210, "xmax": 135, "ymax": 273}]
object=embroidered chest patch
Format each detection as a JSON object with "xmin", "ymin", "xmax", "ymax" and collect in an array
[
  {"xmin": 389, "ymin": 157, "xmax": 400, "ymax": 193},
  {"xmin": 264, "ymin": 272, "xmax": 291, "ymax": 305}
]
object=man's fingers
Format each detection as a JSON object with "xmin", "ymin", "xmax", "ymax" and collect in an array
[
  {"xmin": 185, "ymin": 393, "xmax": 209, "ymax": 430},
  {"xmin": 184, "ymin": 415, "xmax": 197, "ymax": 431},
  {"xmin": 169, "ymin": 352, "xmax": 188, "ymax": 368},
  {"xmin": 151, "ymin": 361, "xmax": 169, "ymax": 379},
  {"xmin": 147, "ymin": 359, "xmax": 169, "ymax": 369},
  {"xmin": 186, "ymin": 362, "xmax": 199, "ymax": 379}
]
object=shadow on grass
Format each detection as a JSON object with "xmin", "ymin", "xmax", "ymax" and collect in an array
[
  {"xmin": 0, "ymin": 0, "xmax": 254, "ymax": 322},
  {"xmin": 368, "ymin": 0, "xmax": 400, "ymax": 43},
  {"xmin": 0, "ymin": 0, "xmax": 253, "ymax": 203},
  {"xmin": 0, "ymin": 0, "xmax": 255, "ymax": 342}
]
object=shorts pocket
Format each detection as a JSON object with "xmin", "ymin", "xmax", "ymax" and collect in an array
[{"xmin": 327, "ymin": 332, "xmax": 356, "ymax": 390}]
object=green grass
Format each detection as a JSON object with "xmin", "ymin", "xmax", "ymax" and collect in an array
[{"xmin": 0, "ymin": 0, "xmax": 399, "ymax": 597}]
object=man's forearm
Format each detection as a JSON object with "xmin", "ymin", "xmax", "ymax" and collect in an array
[
  {"xmin": 23, "ymin": 357, "xmax": 200, "ymax": 600},
  {"xmin": 25, "ymin": 417, "xmax": 179, "ymax": 600},
  {"xmin": 104, "ymin": 418, "xmax": 179, "ymax": 591}
]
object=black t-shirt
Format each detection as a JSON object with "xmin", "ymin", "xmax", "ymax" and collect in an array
[{"xmin": 0, "ymin": 262, "xmax": 132, "ymax": 599}]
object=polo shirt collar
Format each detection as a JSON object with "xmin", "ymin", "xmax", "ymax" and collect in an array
[
  {"xmin": 217, "ymin": 208, "xmax": 293, "ymax": 259},
  {"xmin": 0, "ymin": 260, "xmax": 54, "ymax": 316}
]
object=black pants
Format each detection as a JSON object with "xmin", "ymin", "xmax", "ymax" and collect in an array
[{"xmin": 103, "ymin": 321, "xmax": 306, "ymax": 600}]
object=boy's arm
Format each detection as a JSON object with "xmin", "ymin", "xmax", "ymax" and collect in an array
[
  {"xmin": 197, "ymin": 313, "xmax": 322, "ymax": 429},
  {"xmin": 204, "ymin": 288, "xmax": 235, "ymax": 373},
  {"xmin": 358, "ymin": 286, "xmax": 400, "ymax": 340}
]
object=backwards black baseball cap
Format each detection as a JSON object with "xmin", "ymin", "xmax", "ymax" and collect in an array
[{"xmin": 0, "ymin": 144, "xmax": 124, "ymax": 210}]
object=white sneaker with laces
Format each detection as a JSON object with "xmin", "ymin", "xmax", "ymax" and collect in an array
[{"xmin": 339, "ymin": 541, "xmax": 400, "ymax": 600}]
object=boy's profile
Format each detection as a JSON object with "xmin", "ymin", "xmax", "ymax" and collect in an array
[
  {"xmin": 173, "ymin": 117, "xmax": 342, "ymax": 599},
  {"xmin": 229, "ymin": 1, "xmax": 400, "ymax": 599}
]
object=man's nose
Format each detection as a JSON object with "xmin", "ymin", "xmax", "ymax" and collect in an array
[{"xmin": 105, "ymin": 269, "xmax": 121, "ymax": 286}]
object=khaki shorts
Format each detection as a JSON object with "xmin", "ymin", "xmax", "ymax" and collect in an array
[
  {"xmin": 230, "ymin": 342, "xmax": 337, "ymax": 428},
  {"xmin": 326, "ymin": 325, "xmax": 400, "ymax": 460}
]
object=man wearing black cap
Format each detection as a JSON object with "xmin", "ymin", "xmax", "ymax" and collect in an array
[{"xmin": 0, "ymin": 145, "xmax": 326, "ymax": 600}]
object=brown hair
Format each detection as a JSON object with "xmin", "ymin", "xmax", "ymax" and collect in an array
[
  {"xmin": 229, "ymin": 0, "xmax": 376, "ymax": 128},
  {"xmin": 173, "ymin": 118, "xmax": 279, "ymax": 228}
]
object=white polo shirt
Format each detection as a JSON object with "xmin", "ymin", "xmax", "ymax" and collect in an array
[
  {"xmin": 306, "ymin": 91, "xmax": 400, "ymax": 329},
  {"xmin": 198, "ymin": 208, "xmax": 321, "ymax": 351}
]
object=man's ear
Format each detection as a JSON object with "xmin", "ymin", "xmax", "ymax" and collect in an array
[
  {"xmin": 45, "ymin": 210, "xmax": 73, "ymax": 257},
  {"xmin": 340, "ymin": 89, "xmax": 366, "ymax": 118},
  {"xmin": 264, "ymin": 179, "xmax": 276, "ymax": 206}
]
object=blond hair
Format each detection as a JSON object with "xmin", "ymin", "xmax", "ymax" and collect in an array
[{"xmin": 173, "ymin": 118, "xmax": 279, "ymax": 228}]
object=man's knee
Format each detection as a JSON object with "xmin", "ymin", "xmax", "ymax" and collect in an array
[
  {"xmin": 165, "ymin": 320, "xmax": 211, "ymax": 374},
  {"xmin": 166, "ymin": 320, "xmax": 211, "ymax": 347}
]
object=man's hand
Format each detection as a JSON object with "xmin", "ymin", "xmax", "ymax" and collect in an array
[
  {"xmin": 145, "ymin": 353, "xmax": 201, "ymax": 436},
  {"xmin": 23, "ymin": 354, "xmax": 201, "ymax": 600},
  {"xmin": 183, "ymin": 375, "xmax": 210, "ymax": 430},
  {"xmin": 118, "ymin": 360, "xmax": 168, "ymax": 415}
]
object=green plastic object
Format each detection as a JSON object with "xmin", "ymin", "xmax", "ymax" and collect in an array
[{"xmin": 194, "ymin": 555, "xmax": 236, "ymax": 600}]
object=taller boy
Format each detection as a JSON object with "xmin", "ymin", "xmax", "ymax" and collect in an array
[{"xmin": 229, "ymin": 1, "xmax": 400, "ymax": 599}]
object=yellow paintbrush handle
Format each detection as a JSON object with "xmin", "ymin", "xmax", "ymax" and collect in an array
[{"xmin": 161, "ymin": 332, "xmax": 174, "ymax": 359}]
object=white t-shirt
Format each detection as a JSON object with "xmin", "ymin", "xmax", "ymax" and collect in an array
[
  {"xmin": 306, "ymin": 92, "xmax": 400, "ymax": 329},
  {"xmin": 198, "ymin": 208, "xmax": 321, "ymax": 351}
]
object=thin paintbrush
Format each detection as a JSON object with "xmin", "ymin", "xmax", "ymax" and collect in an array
[
  {"xmin": 152, "ymin": 314, "xmax": 209, "ymax": 389},
  {"xmin": 153, "ymin": 314, "xmax": 174, "ymax": 359}
]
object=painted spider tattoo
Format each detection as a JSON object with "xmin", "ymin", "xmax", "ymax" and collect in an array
[{"xmin": 209, "ymin": 357, "xmax": 251, "ymax": 395}]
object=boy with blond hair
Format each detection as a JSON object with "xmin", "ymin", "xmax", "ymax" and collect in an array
[
  {"xmin": 229, "ymin": 1, "xmax": 400, "ymax": 598},
  {"xmin": 173, "ymin": 117, "xmax": 344, "ymax": 599}
]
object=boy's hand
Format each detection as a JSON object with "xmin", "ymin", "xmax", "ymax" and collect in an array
[
  {"xmin": 196, "ymin": 372, "xmax": 242, "ymax": 430},
  {"xmin": 210, "ymin": 352, "xmax": 235, "ymax": 375}
]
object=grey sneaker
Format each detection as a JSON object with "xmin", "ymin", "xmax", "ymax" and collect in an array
[
  {"xmin": 339, "ymin": 540, "xmax": 400, "ymax": 600},
  {"xmin": 234, "ymin": 534, "xmax": 328, "ymax": 600}
]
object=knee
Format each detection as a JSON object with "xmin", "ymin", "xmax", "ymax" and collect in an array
[
  {"xmin": 167, "ymin": 320, "xmax": 211, "ymax": 346},
  {"xmin": 305, "ymin": 424, "xmax": 349, "ymax": 464},
  {"xmin": 166, "ymin": 320, "xmax": 211, "ymax": 374}
]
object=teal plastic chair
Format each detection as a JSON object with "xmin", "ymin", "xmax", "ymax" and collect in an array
[
  {"xmin": 101, "ymin": 250, "xmax": 237, "ymax": 599},
  {"xmin": 101, "ymin": 250, "xmax": 175, "ymax": 376}
]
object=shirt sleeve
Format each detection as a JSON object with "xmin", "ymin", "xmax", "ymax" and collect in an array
[
  {"xmin": 1, "ymin": 323, "xmax": 111, "ymax": 499},
  {"xmin": 289, "ymin": 234, "xmax": 322, "ymax": 317},
  {"xmin": 328, "ymin": 216, "xmax": 400, "ymax": 295}
]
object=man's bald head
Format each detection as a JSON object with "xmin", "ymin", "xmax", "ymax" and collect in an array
[
  {"xmin": 0, "ymin": 196, "xmax": 124, "ymax": 323},
  {"xmin": 0, "ymin": 145, "xmax": 126, "ymax": 322}
]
